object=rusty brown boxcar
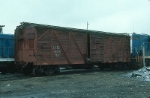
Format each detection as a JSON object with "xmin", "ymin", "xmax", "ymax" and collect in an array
[
  {"xmin": 90, "ymin": 32, "xmax": 130, "ymax": 69},
  {"xmin": 15, "ymin": 22, "xmax": 130, "ymax": 75},
  {"xmin": 15, "ymin": 22, "xmax": 89, "ymax": 75}
]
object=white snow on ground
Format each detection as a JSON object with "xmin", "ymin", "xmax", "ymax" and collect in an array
[{"xmin": 126, "ymin": 67, "xmax": 150, "ymax": 81}]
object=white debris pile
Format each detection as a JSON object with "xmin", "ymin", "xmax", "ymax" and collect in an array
[{"xmin": 131, "ymin": 67, "xmax": 150, "ymax": 81}]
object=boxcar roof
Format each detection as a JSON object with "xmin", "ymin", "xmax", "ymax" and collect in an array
[{"xmin": 15, "ymin": 22, "xmax": 129, "ymax": 37}]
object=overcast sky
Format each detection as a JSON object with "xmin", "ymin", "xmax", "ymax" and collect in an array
[{"xmin": 0, "ymin": 0, "xmax": 150, "ymax": 34}]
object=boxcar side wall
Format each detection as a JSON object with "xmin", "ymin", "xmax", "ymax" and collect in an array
[
  {"xmin": 90, "ymin": 33, "xmax": 130, "ymax": 63},
  {"xmin": 15, "ymin": 22, "xmax": 131, "ymax": 71},
  {"xmin": 90, "ymin": 32, "xmax": 104, "ymax": 63},
  {"xmin": 35, "ymin": 28, "xmax": 87, "ymax": 65},
  {"xmin": 15, "ymin": 27, "xmax": 88, "ymax": 66}
]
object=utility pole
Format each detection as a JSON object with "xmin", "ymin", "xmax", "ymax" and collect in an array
[
  {"xmin": 87, "ymin": 22, "xmax": 89, "ymax": 30},
  {"xmin": 142, "ymin": 44, "xmax": 145, "ymax": 67},
  {"xmin": 0, "ymin": 25, "xmax": 5, "ymax": 34}
]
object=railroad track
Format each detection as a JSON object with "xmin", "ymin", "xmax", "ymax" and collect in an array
[
  {"xmin": 0, "ymin": 67, "xmax": 128, "ymax": 81},
  {"xmin": 0, "ymin": 73, "xmax": 32, "ymax": 81},
  {"xmin": 0, "ymin": 68, "xmax": 100, "ymax": 81}
]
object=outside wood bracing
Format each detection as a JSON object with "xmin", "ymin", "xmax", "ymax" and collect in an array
[
  {"xmin": 70, "ymin": 32, "xmax": 86, "ymax": 63},
  {"xmin": 90, "ymin": 33, "xmax": 130, "ymax": 63},
  {"xmin": 53, "ymin": 30, "xmax": 70, "ymax": 63},
  {"xmin": 29, "ymin": 28, "xmax": 87, "ymax": 65}
]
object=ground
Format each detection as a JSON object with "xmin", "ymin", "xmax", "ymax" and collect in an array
[{"xmin": 0, "ymin": 68, "xmax": 150, "ymax": 98}]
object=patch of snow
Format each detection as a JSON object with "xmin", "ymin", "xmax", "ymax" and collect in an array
[{"xmin": 126, "ymin": 67, "xmax": 150, "ymax": 81}]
